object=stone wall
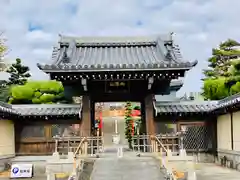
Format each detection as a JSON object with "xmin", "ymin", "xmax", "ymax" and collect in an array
[{"xmin": 217, "ymin": 149, "xmax": 240, "ymax": 170}]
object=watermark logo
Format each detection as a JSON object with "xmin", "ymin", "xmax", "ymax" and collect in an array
[{"xmin": 12, "ymin": 167, "xmax": 19, "ymax": 174}]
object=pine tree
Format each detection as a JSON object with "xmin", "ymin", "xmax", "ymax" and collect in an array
[
  {"xmin": 6, "ymin": 58, "xmax": 31, "ymax": 85},
  {"xmin": 202, "ymin": 39, "xmax": 240, "ymax": 100},
  {"xmin": 203, "ymin": 39, "xmax": 240, "ymax": 79}
]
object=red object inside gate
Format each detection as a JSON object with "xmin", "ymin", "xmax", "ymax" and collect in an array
[
  {"xmin": 99, "ymin": 111, "xmax": 103, "ymax": 129},
  {"xmin": 131, "ymin": 110, "xmax": 141, "ymax": 116}
]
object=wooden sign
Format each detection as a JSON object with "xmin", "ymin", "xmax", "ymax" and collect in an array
[{"xmin": 105, "ymin": 81, "xmax": 129, "ymax": 93}]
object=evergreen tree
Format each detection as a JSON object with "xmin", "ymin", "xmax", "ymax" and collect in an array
[
  {"xmin": 203, "ymin": 39, "xmax": 240, "ymax": 100},
  {"xmin": 6, "ymin": 58, "xmax": 31, "ymax": 85},
  {"xmin": 203, "ymin": 39, "xmax": 240, "ymax": 79},
  {"xmin": 125, "ymin": 102, "xmax": 133, "ymax": 149},
  {"xmin": 8, "ymin": 80, "xmax": 67, "ymax": 104}
]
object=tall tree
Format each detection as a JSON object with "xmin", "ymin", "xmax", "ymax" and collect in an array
[
  {"xmin": 203, "ymin": 39, "xmax": 240, "ymax": 100},
  {"xmin": 6, "ymin": 58, "xmax": 31, "ymax": 85},
  {"xmin": 203, "ymin": 39, "xmax": 240, "ymax": 79}
]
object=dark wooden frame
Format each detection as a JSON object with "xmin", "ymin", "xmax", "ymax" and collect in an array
[{"xmin": 15, "ymin": 119, "xmax": 80, "ymax": 155}]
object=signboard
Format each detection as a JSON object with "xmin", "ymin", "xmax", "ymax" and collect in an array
[
  {"xmin": 10, "ymin": 164, "xmax": 33, "ymax": 178},
  {"xmin": 105, "ymin": 81, "xmax": 129, "ymax": 93}
]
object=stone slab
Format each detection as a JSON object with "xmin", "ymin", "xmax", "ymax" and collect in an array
[{"xmin": 90, "ymin": 155, "xmax": 165, "ymax": 180}]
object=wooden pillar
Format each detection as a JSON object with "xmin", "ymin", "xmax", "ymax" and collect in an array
[
  {"xmin": 145, "ymin": 94, "xmax": 155, "ymax": 135},
  {"xmin": 80, "ymin": 95, "xmax": 91, "ymax": 136}
]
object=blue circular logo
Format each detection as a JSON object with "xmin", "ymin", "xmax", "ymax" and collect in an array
[{"xmin": 12, "ymin": 167, "xmax": 19, "ymax": 174}]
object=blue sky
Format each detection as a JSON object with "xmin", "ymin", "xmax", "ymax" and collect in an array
[{"xmin": 0, "ymin": 0, "xmax": 240, "ymax": 95}]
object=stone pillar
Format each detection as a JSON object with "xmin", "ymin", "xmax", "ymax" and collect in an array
[
  {"xmin": 145, "ymin": 94, "xmax": 155, "ymax": 135},
  {"xmin": 80, "ymin": 95, "xmax": 91, "ymax": 136}
]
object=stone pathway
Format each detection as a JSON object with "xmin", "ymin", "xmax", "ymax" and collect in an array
[
  {"xmin": 90, "ymin": 154, "xmax": 164, "ymax": 180},
  {"xmin": 196, "ymin": 163, "xmax": 240, "ymax": 180},
  {"xmin": 169, "ymin": 161, "xmax": 240, "ymax": 180}
]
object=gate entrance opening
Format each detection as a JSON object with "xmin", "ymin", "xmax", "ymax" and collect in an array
[{"xmin": 94, "ymin": 102, "xmax": 141, "ymax": 148}]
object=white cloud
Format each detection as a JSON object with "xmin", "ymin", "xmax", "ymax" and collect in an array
[{"xmin": 0, "ymin": 0, "xmax": 239, "ymax": 94}]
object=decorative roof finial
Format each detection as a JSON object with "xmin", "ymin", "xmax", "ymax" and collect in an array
[
  {"xmin": 170, "ymin": 32, "xmax": 174, "ymax": 41},
  {"xmin": 62, "ymin": 49, "xmax": 69, "ymax": 63}
]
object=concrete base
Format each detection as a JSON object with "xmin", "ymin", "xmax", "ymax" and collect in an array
[
  {"xmin": 179, "ymin": 149, "xmax": 187, "ymax": 157},
  {"xmin": 217, "ymin": 149, "xmax": 240, "ymax": 170},
  {"xmin": 46, "ymin": 159, "xmax": 74, "ymax": 174},
  {"xmin": 189, "ymin": 152, "xmax": 215, "ymax": 163},
  {"xmin": 68, "ymin": 152, "xmax": 74, "ymax": 161},
  {"xmin": 168, "ymin": 155, "xmax": 194, "ymax": 161},
  {"xmin": 52, "ymin": 152, "xmax": 60, "ymax": 161}
]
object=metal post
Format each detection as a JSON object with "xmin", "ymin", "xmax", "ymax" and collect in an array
[
  {"xmin": 55, "ymin": 139, "xmax": 58, "ymax": 152},
  {"xmin": 143, "ymin": 134, "xmax": 146, "ymax": 152},
  {"xmin": 137, "ymin": 126, "xmax": 140, "ymax": 152},
  {"xmin": 115, "ymin": 119, "xmax": 118, "ymax": 134},
  {"xmin": 97, "ymin": 128, "xmax": 99, "ymax": 154},
  {"xmin": 68, "ymin": 139, "xmax": 70, "ymax": 153},
  {"xmin": 90, "ymin": 138, "xmax": 94, "ymax": 156},
  {"xmin": 180, "ymin": 134, "xmax": 184, "ymax": 150},
  {"xmin": 179, "ymin": 126, "xmax": 187, "ymax": 156}
]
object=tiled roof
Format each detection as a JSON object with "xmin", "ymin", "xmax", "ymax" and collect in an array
[
  {"xmin": 0, "ymin": 102, "xmax": 17, "ymax": 114},
  {"xmin": 216, "ymin": 93, "xmax": 240, "ymax": 109},
  {"xmin": 12, "ymin": 104, "xmax": 81, "ymax": 116},
  {"xmin": 37, "ymin": 34, "xmax": 197, "ymax": 72},
  {"xmin": 155, "ymin": 101, "xmax": 218, "ymax": 114},
  {"xmin": 2, "ymin": 92, "xmax": 240, "ymax": 118},
  {"xmin": 0, "ymin": 102, "xmax": 82, "ymax": 118}
]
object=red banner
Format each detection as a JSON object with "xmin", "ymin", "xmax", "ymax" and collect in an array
[
  {"xmin": 131, "ymin": 110, "xmax": 141, "ymax": 116},
  {"xmin": 99, "ymin": 111, "xmax": 103, "ymax": 129}
]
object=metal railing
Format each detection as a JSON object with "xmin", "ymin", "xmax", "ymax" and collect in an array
[
  {"xmin": 129, "ymin": 134, "xmax": 177, "ymax": 154},
  {"xmin": 152, "ymin": 136, "xmax": 168, "ymax": 153},
  {"xmin": 156, "ymin": 134, "xmax": 180, "ymax": 153},
  {"xmin": 74, "ymin": 137, "xmax": 87, "ymax": 157},
  {"xmin": 132, "ymin": 134, "xmax": 152, "ymax": 152}
]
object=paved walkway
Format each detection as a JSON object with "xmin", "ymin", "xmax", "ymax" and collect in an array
[
  {"xmin": 169, "ymin": 161, "xmax": 240, "ymax": 180},
  {"xmin": 91, "ymin": 154, "xmax": 164, "ymax": 180}
]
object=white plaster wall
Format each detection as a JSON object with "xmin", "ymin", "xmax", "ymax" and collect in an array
[
  {"xmin": 217, "ymin": 114, "xmax": 231, "ymax": 150},
  {"xmin": 233, "ymin": 111, "xmax": 240, "ymax": 151},
  {"xmin": 0, "ymin": 120, "xmax": 15, "ymax": 156}
]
